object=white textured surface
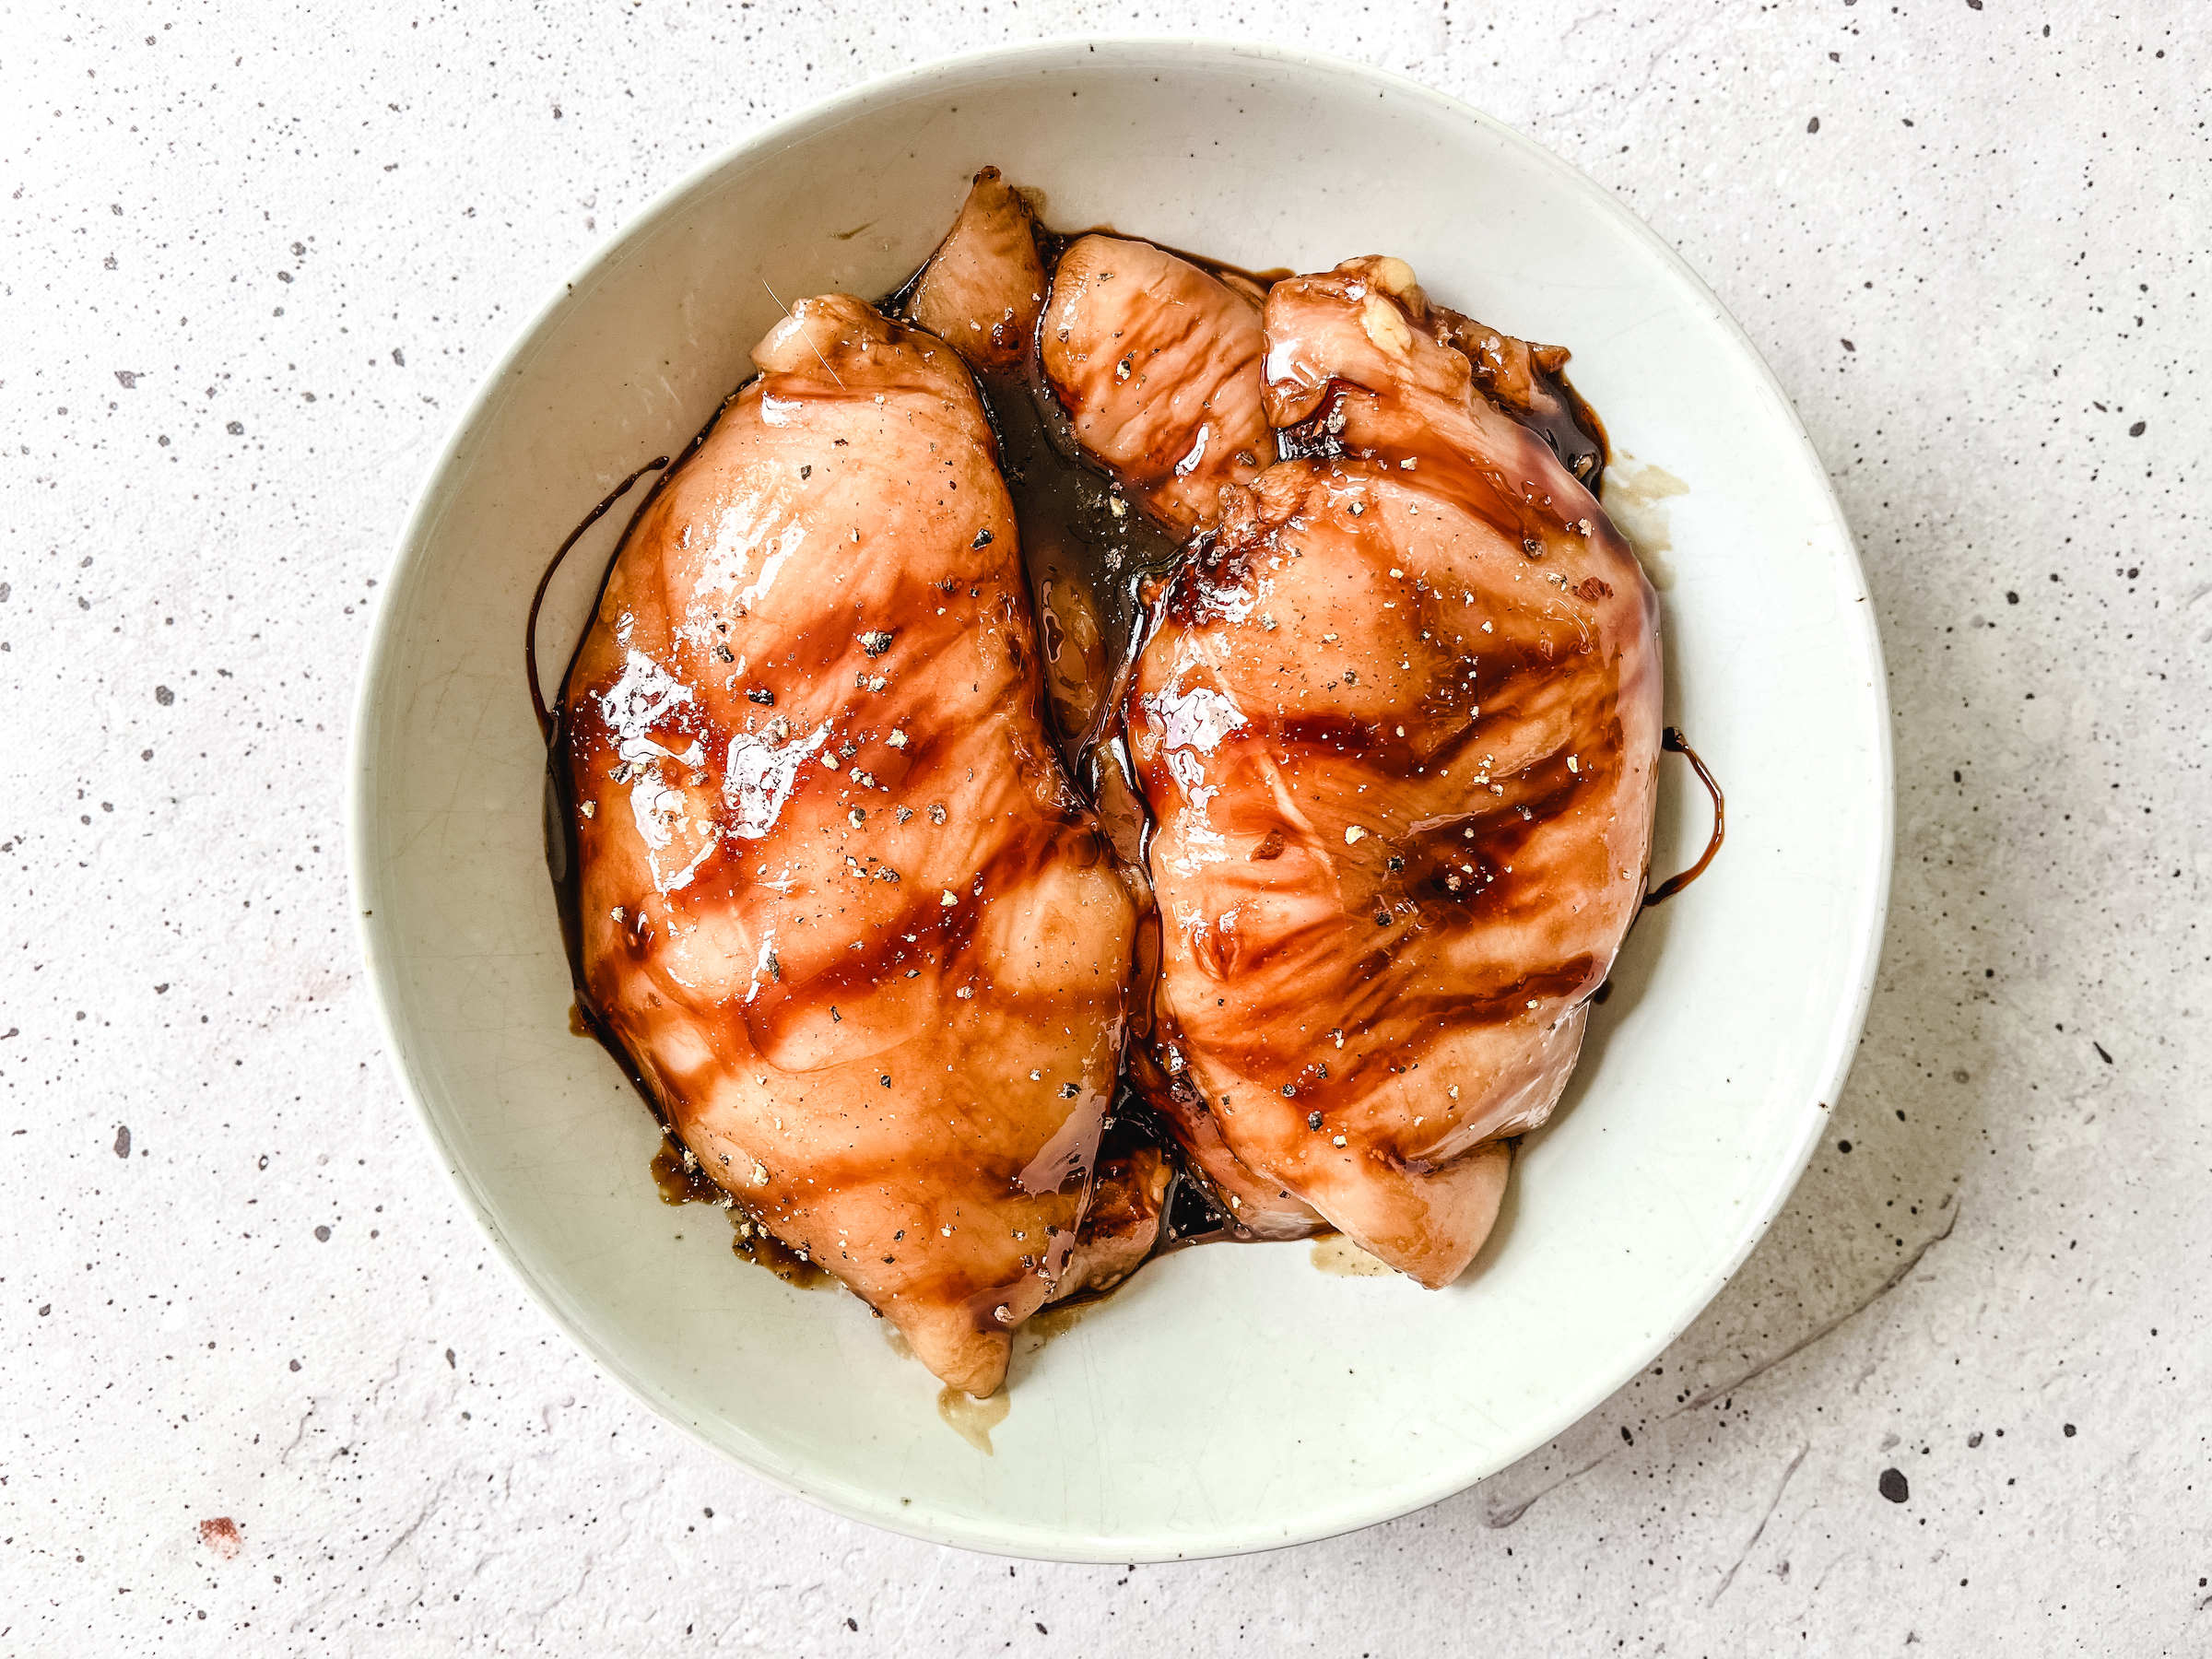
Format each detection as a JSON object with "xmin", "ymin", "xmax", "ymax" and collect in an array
[{"xmin": 1, "ymin": 3, "xmax": 2203, "ymax": 1652}]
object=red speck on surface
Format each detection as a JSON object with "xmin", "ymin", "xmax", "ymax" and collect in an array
[{"xmin": 198, "ymin": 1517, "xmax": 241, "ymax": 1560}]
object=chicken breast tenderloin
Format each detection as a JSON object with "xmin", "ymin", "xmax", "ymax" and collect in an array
[
  {"xmin": 908, "ymin": 165, "xmax": 1047, "ymax": 379},
  {"xmin": 1124, "ymin": 257, "xmax": 1662, "ymax": 1285},
  {"xmin": 1041, "ymin": 235, "xmax": 1277, "ymax": 539},
  {"xmin": 559, "ymin": 295, "xmax": 1138, "ymax": 1394}
]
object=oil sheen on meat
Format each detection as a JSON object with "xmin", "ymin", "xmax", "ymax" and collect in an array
[
  {"xmin": 1120, "ymin": 256, "xmax": 1662, "ymax": 1285},
  {"xmin": 559, "ymin": 162, "xmax": 1662, "ymax": 1373},
  {"xmin": 1041, "ymin": 235, "xmax": 1277, "ymax": 539},
  {"xmin": 558, "ymin": 294, "xmax": 1138, "ymax": 1395}
]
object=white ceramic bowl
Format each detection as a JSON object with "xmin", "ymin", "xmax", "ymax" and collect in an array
[{"xmin": 349, "ymin": 39, "xmax": 1889, "ymax": 1561}]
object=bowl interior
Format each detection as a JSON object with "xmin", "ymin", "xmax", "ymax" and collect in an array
[{"xmin": 350, "ymin": 39, "xmax": 1888, "ymax": 1561}]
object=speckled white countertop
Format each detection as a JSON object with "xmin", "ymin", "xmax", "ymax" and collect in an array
[{"xmin": 3, "ymin": 2, "xmax": 2206, "ymax": 1652}]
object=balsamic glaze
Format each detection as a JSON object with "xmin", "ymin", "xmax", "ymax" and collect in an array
[
  {"xmin": 966, "ymin": 364, "xmax": 1182, "ymax": 774},
  {"xmin": 649, "ymin": 1138, "xmax": 833, "ymax": 1288},
  {"xmin": 539, "ymin": 385, "xmax": 749, "ymax": 1086},
  {"xmin": 1100, "ymin": 1083, "xmax": 1237, "ymax": 1250},
  {"xmin": 529, "ymin": 200, "xmax": 1698, "ymax": 1308},
  {"xmin": 1641, "ymin": 727, "xmax": 1726, "ymax": 909},
  {"xmin": 1460, "ymin": 329, "xmax": 1610, "ymax": 490},
  {"xmin": 1536, "ymin": 371, "xmax": 1610, "ymax": 490},
  {"xmin": 525, "ymin": 456, "xmax": 669, "ymax": 740}
]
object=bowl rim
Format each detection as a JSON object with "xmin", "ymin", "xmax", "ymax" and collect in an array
[{"xmin": 347, "ymin": 32, "xmax": 1893, "ymax": 1562}]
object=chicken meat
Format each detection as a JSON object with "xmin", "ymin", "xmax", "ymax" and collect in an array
[
  {"xmin": 1041, "ymin": 235, "xmax": 1277, "ymax": 539},
  {"xmin": 908, "ymin": 165, "xmax": 1047, "ymax": 379},
  {"xmin": 559, "ymin": 293, "xmax": 1139, "ymax": 1394},
  {"xmin": 1123, "ymin": 256, "xmax": 1662, "ymax": 1284}
]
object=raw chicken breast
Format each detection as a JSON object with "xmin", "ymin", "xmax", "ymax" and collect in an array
[
  {"xmin": 1124, "ymin": 256, "xmax": 1662, "ymax": 1285},
  {"xmin": 1041, "ymin": 235, "xmax": 1277, "ymax": 537},
  {"xmin": 559, "ymin": 294, "xmax": 1138, "ymax": 1394},
  {"xmin": 908, "ymin": 166, "xmax": 1047, "ymax": 378}
]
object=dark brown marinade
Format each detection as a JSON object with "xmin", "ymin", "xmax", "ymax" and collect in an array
[
  {"xmin": 525, "ymin": 457, "xmax": 669, "ymax": 741},
  {"xmin": 544, "ymin": 725, "xmax": 657, "ymax": 1108},
  {"xmin": 1642, "ymin": 728, "xmax": 1727, "ymax": 909},
  {"xmin": 969, "ymin": 365, "xmax": 1183, "ymax": 771},
  {"xmin": 883, "ymin": 221, "xmax": 1183, "ymax": 777},
  {"xmin": 650, "ymin": 1140, "xmax": 834, "ymax": 1288},
  {"xmin": 1535, "ymin": 370, "xmax": 1610, "ymax": 490},
  {"xmin": 534, "ymin": 388, "xmax": 749, "ymax": 1115},
  {"xmin": 535, "ymin": 203, "xmax": 1655, "ymax": 1308},
  {"xmin": 1462, "ymin": 337, "xmax": 1610, "ymax": 490},
  {"xmin": 1100, "ymin": 1083, "xmax": 1239, "ymax": 1250},
  {"xmin": 649, "ymin": 1135, "xmax": 724, "ymax": 1206}
]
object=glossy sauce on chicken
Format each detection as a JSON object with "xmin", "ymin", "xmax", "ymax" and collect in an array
[
  {"xmin": 1031, "ymin": 239, "xmax": 1663, "ymax": 1281},
  {"xmin": 552, "ymin": 295, "xmax": 1140, "ymax": 1395},
  {"xmin": 1119, "ymin": 259, "xmax": 1659, "ymax": 1283},
  {"xmin": 538, "ymin": 167, "xmax": 1696, "ymax": 1392}
]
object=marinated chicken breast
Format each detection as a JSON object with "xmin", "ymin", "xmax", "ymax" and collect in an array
[
  {"xmin": 1124, "ymin": 257, "xmax": 1662, "ymax": 1285},
  {"xmin": 1041, "ymin": 235, "xmax": 1277, "ymax": 538},
  {"xmin": 559, "ymin": 294, "xmax": 1138, "ymax": 1394},
  {"xmin": 909, "ymin": 166, "xmax": 1047, "ymax": 378}
]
